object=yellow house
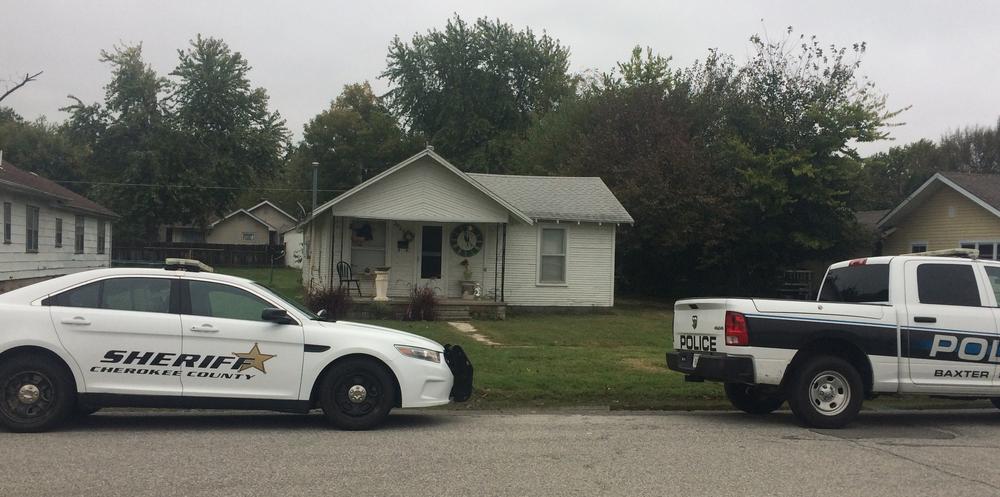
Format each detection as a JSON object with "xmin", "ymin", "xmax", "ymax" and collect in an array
[{"xmin": 878, "ymin": 172, "xmax": 1000, "ymax": 258}]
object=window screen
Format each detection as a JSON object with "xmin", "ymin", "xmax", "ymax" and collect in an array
[
  {"xmin": 917, "ymin": 263, "xmax": 981, "ymax": 306},
  {"xmin": 539, "ymin": 228, "xmax": 567, "ymax": 284}
]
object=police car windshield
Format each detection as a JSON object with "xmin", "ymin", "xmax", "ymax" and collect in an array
[{"xmin": 251, "ymin": 283, "xmax": 320, "ymax": 320}]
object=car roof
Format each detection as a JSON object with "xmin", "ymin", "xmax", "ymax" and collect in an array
[{"xmin": 0, "ymin": 267, "xmax": 256, "ymax": 304}]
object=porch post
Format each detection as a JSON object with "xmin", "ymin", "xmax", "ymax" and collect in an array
[
  {"xmin": 500, "ymin": 223, "xmax": 507, "ymax": 302},
  {"xmin": 329, "ymin": 214, "xmax": 336, "ymax": 291},
  {"xmin": 494, "ymin": 223, "xmax": 500, "ymax": 302}
]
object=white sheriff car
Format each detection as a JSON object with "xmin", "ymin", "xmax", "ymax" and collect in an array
[
  {"xmin": 0, "ymin": 260, "xmax": 473, "ymax": 432},
  {"xmin": 667, "ymin": 249, "xmax": 1000, "ymax": 428}
]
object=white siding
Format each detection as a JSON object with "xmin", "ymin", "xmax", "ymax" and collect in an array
[
  {"xmin": 330, "ymin": 157, "xmax": 510, "ymax": 223},
  {"xmin": 501, "ymin": 221, "xmax": 616, "ymax": 307},
  {"xmin": 0, "ymin": 190, "xmax": 112, "ymax": 285}
]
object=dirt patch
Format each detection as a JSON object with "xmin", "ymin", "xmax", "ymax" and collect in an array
[
  {"xmin": 621, "ymin": 357, "xmax": 666, "ymax": 373},
  {"xmin": 448, "ymin": 322, "xmax": 502, "ymax": 346}
]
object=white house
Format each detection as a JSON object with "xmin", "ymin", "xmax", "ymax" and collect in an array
[
  {"xmin": 0, "ymin": 157, "xmax": 117, "ymax": 292},
  {"xmin": 300, "ymin": 148, "xmax": 633, "ymax": 307}
]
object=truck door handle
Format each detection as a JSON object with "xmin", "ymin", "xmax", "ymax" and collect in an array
[
  {"xmin": 190, "ymin": 324, "xmax": 219, "ymax": 333},
  {"xmin": 60, "ymin": 316, "xmax": 91, "ymax": 326},
  {"xmin": 914, "ymin": 316, "xmax": 937, "ymax": 324}
]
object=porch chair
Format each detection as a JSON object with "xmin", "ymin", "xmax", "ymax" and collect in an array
[{"xmin": 337, "ymin": 261, "xmax": 363, "ymax": 297}]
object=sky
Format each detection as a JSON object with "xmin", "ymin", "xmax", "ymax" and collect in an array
[{"xmin": 3, "ymin": 0, "xmax": 1000, "ymax": 156}]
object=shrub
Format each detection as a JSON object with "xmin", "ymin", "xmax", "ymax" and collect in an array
[
  {"xmin": 405, "ymin": 284, "xmax": 438, "ymax": 321},
  {"xmin": 305, "ymin": 286, "xmax": 353, "ymax": 320}
]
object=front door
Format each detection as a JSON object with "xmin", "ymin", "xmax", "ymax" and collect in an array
[
  {"xmin": 417, "ymin": 224, "xmax": 445, "ymax": 288},
  {"xmin": 904, "ymin": 260, "xmax": 998, "ymax": 391},
  {"xmin": 179, "ymin": 279, "xmax": 304, "ymax": 401}
]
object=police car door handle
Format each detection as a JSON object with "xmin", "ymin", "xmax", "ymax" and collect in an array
[
  {"xmin": 190, "ymin": 324, "xmax": 219, "ymax": 333},
  {"xmin": 914, "ymin": 316, "xmax": 937, "ymax": 324},
  {"xmin": 60, "ymin": 316, "xmax": 91, "ymax": 326}
]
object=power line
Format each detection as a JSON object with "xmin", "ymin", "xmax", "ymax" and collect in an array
[{"xmin": 52, "ymin": 180, "xmax": 348, "ymax": 193}]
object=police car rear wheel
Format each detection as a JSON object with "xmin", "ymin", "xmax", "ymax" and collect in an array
[
  {"xmin": 0, "ymin": 355, "xmax": 75, "ymax": 433},
  {"xmin": 788, "ymin": 356, "xmax": 863, "ymax": 429},
  {"xmin": 319, "ymin": 358, "xmax": 396, "ymax": 430},
  {"xmin": 724, "ymin": 383, "xmax": 784, "ymax": 414}
]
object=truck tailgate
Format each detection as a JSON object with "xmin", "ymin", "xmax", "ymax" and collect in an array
[{"xmin": 673, "ymin": 299, "xmax": 729, "ymax": 353}]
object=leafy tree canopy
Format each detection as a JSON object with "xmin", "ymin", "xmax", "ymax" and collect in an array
[{"xmin": 382, "ymin": 15, "xmax": 573, "ymax": 172}]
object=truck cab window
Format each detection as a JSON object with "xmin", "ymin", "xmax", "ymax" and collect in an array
[
  {"xmin": 984, "ymin": 266, "xmax": 1000, "ymax": 306},
  {"xmin": 916, "ymin": 263, "xmax": 981, "ymax": 306},
  {"xmin": 818, "ymin": 264, "xmax": 889, "ymax": 303}
]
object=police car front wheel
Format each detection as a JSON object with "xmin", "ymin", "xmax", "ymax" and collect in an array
[
  {"xmin": 788, "ymin": 356, "xmax": 863, "ymax": 429},
  {"xmin": 318, "ymin": 358, "xmax": 397, "ymax": 430},
  {"xmin": 0, "ymin": 354, "xmax": 75, "ymax": 433}
]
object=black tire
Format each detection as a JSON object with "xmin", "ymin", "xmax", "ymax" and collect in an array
[
  {"xmin": 990, "ymin": 398, "xmax": 1000, "ymax": 410},
  {"xmin": 318, "ymin": 358, "xmax": 396, "ymax": 430},
  {"xmin": 787, "ymin": 356, "xmax": 863, "ymax": 429},
  {"xmin": 0, "ymin": 354, "xmax": 76, "ymax": 433},
  {"xmin": 724, "ymin": 383, "xmax": 784, "ymax": 414}
]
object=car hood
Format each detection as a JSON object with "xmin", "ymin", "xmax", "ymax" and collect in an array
[{"xmin": 309, "ymin": 320, "xmax": 444, "ymax": 352}]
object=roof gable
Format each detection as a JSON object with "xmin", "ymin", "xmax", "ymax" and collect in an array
[
  {"xmin": 248, "ymin": 200, "xmax": 297, "ymax": 223},
  {"xmin": 210, "ymin": 209, "xmax": 275, "ymax": 230},
  {"xmin": 311, "ymin": 149, "xmax": 533, "ymax": 224},
  {"xmin": 878, "ymin": 172, "xmax": 1000, "ymax": 229}
]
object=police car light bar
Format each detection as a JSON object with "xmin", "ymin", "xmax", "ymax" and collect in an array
[
  {"xmin": 164, "ymin": 258, "xmax": 214, "ymax": 272},
  {"xmin": 901, "ymin": 248, "xmax": 979, "ymax": 259}
]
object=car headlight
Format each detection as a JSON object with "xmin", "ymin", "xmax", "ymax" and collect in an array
[{"xmin": 395, "ymin": 345, "xmax": 441, "ymax": 363}]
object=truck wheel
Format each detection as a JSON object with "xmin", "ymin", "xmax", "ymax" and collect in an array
[
  {"xmin": 724, "ymin": 383, "xmax": 784, "ymax": 414},
  {"xmin": 788, "ymin": 356, "xmax": 863, "ymax": 429},
  {"xmin": 0, "ymin": 354, "xmax": 75, "ymax": 433},
  {"xmin": 318, "ymin": 358, "xmax": 396, "ymax": 430}
]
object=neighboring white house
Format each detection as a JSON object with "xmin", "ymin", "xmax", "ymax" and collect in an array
[
  {"xmin": 300, "ymin": 148, "xmax": 633, "ymax": 307},
  {"xmin": 0, "ymin": 157, "xmax": 117, "ymax": 292}
]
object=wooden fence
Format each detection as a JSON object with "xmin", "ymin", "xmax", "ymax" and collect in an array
[{"xmin": 112, "ymin": 242, "xmax": 285, "ymax": 267}]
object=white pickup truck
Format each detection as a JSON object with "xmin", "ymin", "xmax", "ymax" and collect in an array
[{"xmin": 666, "ymin": 249, "xmax": 1000, "ymax": 428}]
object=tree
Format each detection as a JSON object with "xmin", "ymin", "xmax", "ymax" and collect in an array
[
  {"xmin": 859, "ymin": 139, "xmax": 942, "ymax": 210},
  {"xmin": 382, "ymin": 15, "xmax": 573, "ymax": 171},
  {"xmin": 0, "ymin": 71, "xmax": 43, "ymax": 104},
  {"xmin": 0, "ymin": 109, "xmax": 88, "ymax": 186},
  {"xmin": 171, "ymin": 35, "xmax": 289, "ymax": 217},
  {"xmin": 516, "ymin": 32, "xmax": 898, "ymax": 297},
  {"xmin": 264, "ymin": 82, "xmax": 420, "ymax": 212}
]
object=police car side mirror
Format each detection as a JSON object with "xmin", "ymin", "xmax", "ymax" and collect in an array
[{"xmin": 261, "ymin": 308, "xmax": 294, "ymax": 325}]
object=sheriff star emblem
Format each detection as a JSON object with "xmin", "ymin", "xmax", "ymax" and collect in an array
[{"xmin": 233, "ymin": 343, "xmax": 275, "ymax": 374}]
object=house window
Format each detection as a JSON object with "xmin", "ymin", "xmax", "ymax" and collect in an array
[
  {"xmin": 910, "ymin": 242, "xmax": 927, "ymax": 254},
  {"xmin": 25, "ymin": 205, "xmax": 39, "ymax": 253},
  {"xmin": 538, "ymin": 227, "xmax": 567, "ymax": 284},
  {"xmin": 75, "ymin": 215, "xmax": 85, "ymax": 254},
  {"xmin": 350, "ymin": 220, "xmax": 386, "ymax": 274},
  {"xmin": 2, "ymin": 202, "xmax": 10, "ymax": 244},
  {"xmin": 961, "ymin": 241, "xmax": 999, "ymax": 260},
  {"xmin": 55, "ymin": 218, "xmax": 63, "ymax": 247},
  {"xmin": 242, "ymin": 232, "xmax": 255, "ymax": 241},
  {"xmin": 97, "ymin": 220, "xmax": 106, "ymax": 254}
]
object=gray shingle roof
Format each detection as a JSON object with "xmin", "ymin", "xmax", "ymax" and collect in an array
[
  {"xmin": 467, "ymin": 173, "xmax": 634, "ymax": 224},
  {"xmin": 940, "ymin": 171, "xmax": 1000, "ymax": 211}
]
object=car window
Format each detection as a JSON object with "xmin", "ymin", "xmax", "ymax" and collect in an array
[
  {"xmin": 818, "ymin": 264, "xmax": 889, "ymax": 303},
  {"xmin": 188, "ymin": 280, "xmax": 271, "ymax": 321},
  {"xmin": 917, "ymin": 263, "xmax": 981, "ymax": 306},
  {"xmin": 48, "ymin": 281, "xmax": 102, "ymax": 308},
  {"xmin": 984, "ymin": 266, "xmax": 1000, "ymax": 306},
  {"xmin": 101, "ymin": 278, "xmax": 172, "ymax": 313}
]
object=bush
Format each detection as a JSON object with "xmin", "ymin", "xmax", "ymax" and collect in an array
[
  {"xmin": 305, "ymin": 286, "xmax": 353, "ymax": 320},
  {"xmin": 405, "ymin": 284, "xmax": 437, "ymax": 321}
]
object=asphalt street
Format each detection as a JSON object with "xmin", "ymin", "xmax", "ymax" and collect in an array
[{"xmin": 4, "ymin": 408, "xmax": 1000, "ymax": 497}]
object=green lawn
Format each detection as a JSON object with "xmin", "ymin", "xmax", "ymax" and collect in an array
[{"xmin": 209, "ymin": 267, "xmax": 994, "ymax": 411}]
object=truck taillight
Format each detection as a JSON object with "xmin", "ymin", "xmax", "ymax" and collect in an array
[{"xmin": 725, "ymin": 311, "xmax": 749, "ymax": 346}]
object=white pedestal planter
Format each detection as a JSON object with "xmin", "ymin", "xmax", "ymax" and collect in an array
[{"xmin": 373, "ymin": 270, "xmax": 390, "ymax": 302}]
